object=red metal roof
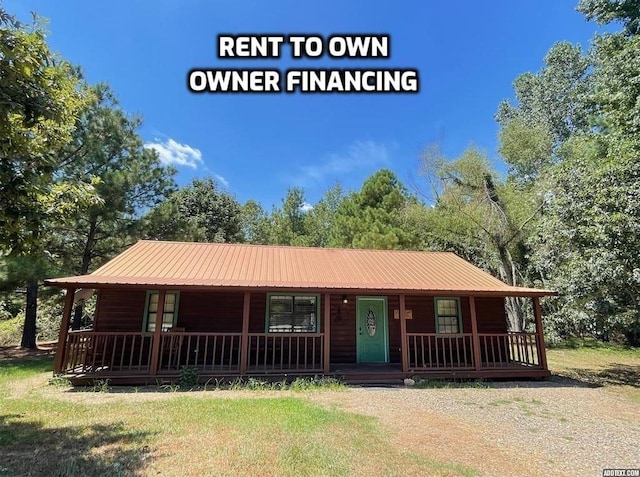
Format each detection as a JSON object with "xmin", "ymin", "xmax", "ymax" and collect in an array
[{"xmin": 45, "ymin": 241, "xmax": 555, "ymax": 296}]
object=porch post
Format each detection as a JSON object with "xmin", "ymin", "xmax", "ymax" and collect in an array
[
  {"xmin": 149, "ymin": 290, "xmax": 166, "ymax": 376},
  {"xmin": 469, "ymin": 296, "xmax": 482, "ymax": 371},
  {"xmin": 399, "ymin": 294, "xmax": 408, "ymax": 373},
  {"xmin": 240, "ymin": 291, "xmax": 251, "ymax": 375},
  {"xmin": 323, "ymin": 293, "xmax": 330, "ymax": 374},
  {"xmin": 533, "ymin": 296, "xmax": 548, "ymax": 370},
  {"xmin": 53, "ymin": 287, "xmax": 75, "ymax": 374}
]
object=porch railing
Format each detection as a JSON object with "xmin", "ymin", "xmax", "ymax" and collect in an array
[
  {"xmin": 157, "ymin": 332, "xmax": 242, "ymax": 374},
  {"xmin": 60, "ymin": 330, "xmax": 540, "ymax": 377},
  {"xmin": 478, "ymin": 332, "xmax": 540, "ymax": 368},
  {"xmin": 406, "ymin": 332, "xmax": 542, "ymax": 370},
  {"xmin": 406, "ymin": 333, "xmax": 475, "ymax": 370},
  {"xmin": 247, "ymin": 333, "xmax": 324, "ymax": 373},
  {"xmin": 62, "ymin": 331, "xmax": 153, "ymax": 375},
  {"xmin": 60, "ymin": 330, "xmax": 324, "ymax": 376}
]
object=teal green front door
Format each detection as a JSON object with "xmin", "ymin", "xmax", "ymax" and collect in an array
[{"xmin": 356, "ymin": 297, "xmax": 388, "ymax": 363}]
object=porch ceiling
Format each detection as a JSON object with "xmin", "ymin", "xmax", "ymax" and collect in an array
[{"xmin": 45, "ymin": 241, "xmax": 556, "ymax": 297}]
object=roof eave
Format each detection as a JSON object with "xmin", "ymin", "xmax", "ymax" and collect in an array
[{"xmin": 44, "ymin": 278, "xmax": 557, "ymax": 297}]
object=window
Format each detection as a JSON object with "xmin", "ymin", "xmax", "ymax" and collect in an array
[
  {"xmin": 267, "ymin": 294, "xmax": 319, "ymax": 333},
  {"xmin": 144, "ymin": 291, "xmax": 179, "ymax": 332},
  {"xmin": 435, "ymin": 298, "xmax": 461, "ymax": 334}
]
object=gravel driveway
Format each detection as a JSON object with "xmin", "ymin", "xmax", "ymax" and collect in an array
[{"xmin": 306, "ymin": 380, "xmax": 640, "ymax": 477}]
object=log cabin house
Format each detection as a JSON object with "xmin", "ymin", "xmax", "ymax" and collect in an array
[{"xmin": 46, "ymin": 241, "xmax": 555, "ymax": 384}]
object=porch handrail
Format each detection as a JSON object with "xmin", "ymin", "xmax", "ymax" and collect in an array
[
  {"xmin": 406, "ymin": 331, "xmax": 542, "ymax": 371},
  {"xmin": 247, "ymin": 332, "xmax": 324, "ymax": 373},
  {"xmin": 478, "ymin": 332, "xmax": 541, "ymax": 368},
  {"xmin": 157, "ymin": 332, "xmax": 243, "ymax": 373},
  {"xmin": 61, "ymin": 330, "xmax": 153, "ymax": 375},
  {"xmin": 406, "ymin": 333, "xmax": 475, "ymax": 370}
]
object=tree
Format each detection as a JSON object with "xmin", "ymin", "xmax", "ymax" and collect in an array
[
  {"xmin": 304, "ymin": 183, "xmax": 345, "ymax": 248},
  {"xmin": 496, "ymin": 42, "xmax": 590, "ymax": 183},
  {"xmin": 417, "ymin": 147, "xmax": 542, "ymax": 331},
  {"xmin": 268, "ymin": 187, "xmax": 309, "ymax": 246},
  {"xmin": 0, "ymin": 9, "xmax": 96, "ymax": 347},
  {"xmin": 578, "ymin": 0, "xmax": 640, "ymax": 34},
  {"xmin": 241, "ymin": 200, "xmax": 271, "ymax": 245},
  {"xmin": 330, "ymin": 170, "xmax": 419, "ymax": 250},
  {"xmin": 54, "ymin": 84, "xmax": 176, "ymax": 329},
  {"xmin": 145, "ymin": 178, "xmax": 243, "ymax": 243},
  {"xmin": 528, "ymin": 4, "xmax": 640, "ymax": 343}
]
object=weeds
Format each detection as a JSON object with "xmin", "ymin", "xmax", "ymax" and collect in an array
[
  {"xmin": 177, "ymin": 366, "xmax": 199, "ymax": 389},
  {"xmin": 413, "ymin": 377, "xmax": 489, "ymax": 389},
  {"xmin": 90, "ymin": 379, "xmax": 111, "ymax": 393},
  {"xmin": 197, "ymin": 375, "xmax": 346, "ymax": 391},
  {"xmin": 48, "ymin": 375, "xmax": 71, "ymax": 388}
]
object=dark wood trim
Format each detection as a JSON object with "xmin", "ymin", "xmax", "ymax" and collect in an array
[
  {"xmin": 323, "ymin": 293, "xmax": 331, "ymax": 374},
  {"xmin": 44, "ymin": 282, "xmax": 556, "ymax": 298},
  {"xmin": 399, "ymin": 294, "xmax": 408, "ymax": 373},
  {"xmin": 469, "ymin": 296, "xmax": 482, "ymax": 371},
  {"xmin": 149, "ymin": 290, "xmax": 166, "ymax": 376},
  {"xmin": 533, "ymin": 297, "xmax": 548, "ymax": 371},
  {"xmin": 53, "ymin": 288, "xmax": 75, "ymax": 374},
  {"xmin": 240, "ymin": 291, "xmax": 251, "ymax": 374}
]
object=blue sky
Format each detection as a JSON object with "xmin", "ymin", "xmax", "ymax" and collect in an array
[{"xmin": 6, "ymin": 1, "xmax": 604, "ymax": 209}]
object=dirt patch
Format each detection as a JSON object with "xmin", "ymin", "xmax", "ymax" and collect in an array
[
  {"xmin": 306, "ymin": 385, "xmax": 640, "ymax": 477},
  {"xmin": 0, "ymin": 343, "xmax": 57, "ymax": 360}
]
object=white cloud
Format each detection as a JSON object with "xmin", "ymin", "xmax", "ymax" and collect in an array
[
  {"xmin": 293, "ymin": 140, "xmax": 391, "ymax": 185},
  {"xmin": 300, "ymin": 202, "xmax": 314, "ymax": 212},
  {"xmin": 214, "ymin": 174, "xmax": 229, "ymax": 188},
  {"xmin": 144, "ymin": 138, "xmax": 203, "ymax": 169}
]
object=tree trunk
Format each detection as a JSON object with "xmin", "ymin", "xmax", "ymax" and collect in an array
[
  {"xmin": 496, "ymin": 246, "xmax": 527, "ymax": 331},
  {"xmin": 71, "ymin": 219, "xmax": 97, "ymax": 330},
  {"xmin": 20, "ymin": 281, "xmax": 39, "ymax": 349},
  {"xmin": 71, "ymin": 305, "xmax": 83, "ymax": 331}
]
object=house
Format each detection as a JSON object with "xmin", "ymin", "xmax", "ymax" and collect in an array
[{"xmin": 45, "ymin": 241, "xmax": 555, "ymax": 384}]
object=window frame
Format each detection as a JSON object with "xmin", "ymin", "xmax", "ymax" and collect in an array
[
  {"xmin": 434, "ymin": 297, "xmax": 463, "ymax": 334},
  {"xmin": 265, "ymin": 293, "xmax": 321, "ymax": 334},
  {"xmin": 142, "ymin": 290, "xmax": 180, "ymax": 333}
]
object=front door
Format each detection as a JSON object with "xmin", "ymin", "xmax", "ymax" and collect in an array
[{"xmin": 356, "ymin": 297, "xmax": 388, "ymax": 363}]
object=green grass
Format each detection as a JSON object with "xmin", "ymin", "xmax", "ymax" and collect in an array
[
  {"xmin": 0, "ymin": 355, "xmax": 53, "ymax": 385},
  {"xmin": 0, "ymin": 358, "xmax": 478, "ymax": 477},
  {"xmin": 2, "ymin": 341, "xmax": 636, "ymax": 476},
  {"xmin": 547, "ymin": 338, "xmax": 640, "ymax": 402}
]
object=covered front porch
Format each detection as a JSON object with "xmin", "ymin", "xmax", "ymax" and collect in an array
[{"xmin": 53, "ymin": 288, "xmax": 550, "ymax": 384}]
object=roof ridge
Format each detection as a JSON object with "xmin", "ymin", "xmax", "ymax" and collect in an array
[{"xmin": 136, "ymin": 240, "xmax": 456, "ymax": 254}]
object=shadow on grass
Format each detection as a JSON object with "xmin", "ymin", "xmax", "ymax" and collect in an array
[
  {"xmin": 552, "ymin": 363, "xmax": 640, "ymax": 388},
  {"xmin": 0, "ymin": 414, "xmax": 156, "ymax": 476},
  {"xmin": 0, "ymin": 354, "xmax": 53, "ymax": 373}
]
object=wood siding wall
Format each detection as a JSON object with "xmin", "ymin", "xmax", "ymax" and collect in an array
[
  {"xmin": 94, "ymin": 289, "xmax": 507, "ymax": 364},
  {"xmin": 94, "ymin": 289, "xmax": 146, "ymax": 332},
  {"xmin": 474, "ymin": 297, "xmax": 508, "ymax": 333}
]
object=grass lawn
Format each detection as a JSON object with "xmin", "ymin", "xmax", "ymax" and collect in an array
[
  {"xmin": 1, "ymin": 341, "xmax": 638, "ymax": 476},
  {"xmin": 546, "ymin": 338, "xmax": 640, "ymax": 402},
  {"xmin": 0, "ymin": 354, "xmax": 477, "ymax": 477}
]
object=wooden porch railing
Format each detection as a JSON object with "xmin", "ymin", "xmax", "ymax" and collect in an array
[
  {"xmin": 60, "ymin": 330, "xmax": 540, "ymax": 377},
  {"xmin": 407, "ymin": 333, "xmax": 475, "ymax": 370},
  {"xmin": 406, "ymin": 332, "xmax": 542, "ymax": 371},
  {"xmin": 60, "ymin": 331, "xmax": 324, "ymax": 376},
  {"xmin": 478, "ymin": 332, "xmax": 540, "ymax": 368},
  {"xmin": 157, "ymin": 332, "xmax": 242, "ymax": 373},
  {"xmin": 247, "ymin": 333, "xmax": 324, "ymax": 373},
  {"xmin": 62, "ymin": 331, "xmax": 153, "ymax": 375}
]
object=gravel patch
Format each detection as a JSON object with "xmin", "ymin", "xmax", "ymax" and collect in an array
[{"xmin": 306, "ymin": 381, "xmax": 640, "ymax": 477}]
